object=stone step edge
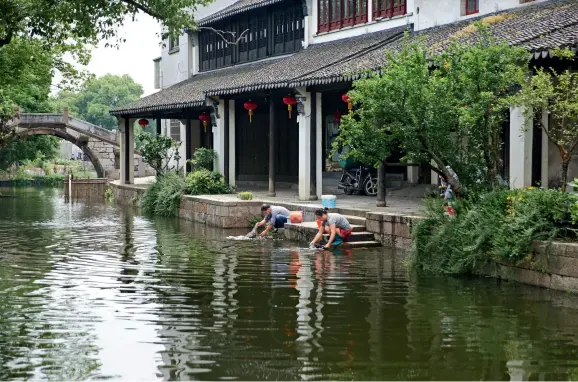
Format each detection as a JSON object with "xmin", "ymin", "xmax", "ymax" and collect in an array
[{"xmin": 284, "ymin": 223, "xmax": 366, "ymax": 232}]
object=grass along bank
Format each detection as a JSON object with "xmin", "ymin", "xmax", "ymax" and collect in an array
[{"xmin": 411, "ymin": 187, "xmax": 577, "ymax": 276}]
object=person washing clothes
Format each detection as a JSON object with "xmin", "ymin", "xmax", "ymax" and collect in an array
[
  {"xmin": 310, "ymin": 208, "xmax": 353, "ymax": 249},
  {"xmin": 256, "ymin": 204, "xmax": 290, "ymax": 237}
]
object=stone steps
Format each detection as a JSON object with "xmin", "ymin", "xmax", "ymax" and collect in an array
[{"xmin": 283, "ymin": 217, "xmax": 381, "ymax": 248}]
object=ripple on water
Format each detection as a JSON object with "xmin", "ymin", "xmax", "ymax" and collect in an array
[{"xmin": 2, "ymin": 188, "xmax": 578, "ymax": 380}]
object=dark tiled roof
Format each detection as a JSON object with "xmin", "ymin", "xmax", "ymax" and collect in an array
[
  {"xmin": 111, "ymin": 27, "xmax": 406, "ymax": 115},
  {"xmin": 198, "ymin": 0, "xmax": 284, "ymax": 26},
  {"xmin": 111, "ymin": 59, "xmax": 276, "ymax": 115},
  {"xmin": 205, "ymin": 26, "xmax": 406, "ymax": 96},
  {"xmin": 291, "ymin": 0, "xmax": 578, "ymax": 86},
  {"xmin": 112, "ymin": 0, "xmax": 578, "ymax": 116}
]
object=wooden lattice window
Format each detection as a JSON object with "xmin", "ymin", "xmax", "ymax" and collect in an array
[
  {"xmin": 373, "ymin": 0, "xmax": 405, "ymax": 19},
  {"xmin": 318, "ymin": 0, "xmax": 368, "ymax": 32}
]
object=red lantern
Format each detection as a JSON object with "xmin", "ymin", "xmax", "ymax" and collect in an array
[
  {"xmin": 334, "ymin": 109, "xmax": 341, "ymax": 125},
  {"xmin": 244, "ymin": 100, "xmax": 257, "ymax": 123},
  {"xmin": 342, "ymin": 93, "xmax": 353, "ymax": 112},
  {"xmin": 199, "ymin": 113, "xmax": 211, "ymax": 132},
  {"xmin": 138, "ymin": 118, "xmax": 149, "ymax": 129},
  {"xmin": 282, "ymin": 95, "xmax": 297, "ymax": 119}
]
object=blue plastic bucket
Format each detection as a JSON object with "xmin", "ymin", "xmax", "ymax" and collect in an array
[{"xmin": 321, "ymin": 195, "xmax": 336, "ymax": 208}]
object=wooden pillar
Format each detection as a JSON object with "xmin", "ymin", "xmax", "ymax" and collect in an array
[
  {"xmin": 224, "ymin": 99, "xmax": 230, "ymax": 184},
  {"xmin": 377, "ymin": 161, "xmax": 386, "ymax": 207},
  {"xmin": 200, "ymin": 118, "xmax": 206, "ymax": 148},
  {"xmin": 268, "ymin": 96, "xmax": 276, "ymax": 197},
  {"xmin": 124, "ymin": 118, "xmax": 130, "ymax": 184},
  {"xmin": 156, "ymin": 118, "xmax": 161, "ymax": 135},
  {"xmin": 185, "ymin": 119, "xmax": 192, "ymax": 173},
  {"xmin": 310, "ymin": 90, "xmax": 317, "ymax": 200}
]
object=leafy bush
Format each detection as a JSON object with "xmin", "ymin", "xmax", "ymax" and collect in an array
[
  {"xmin": 185, "ymin": 169, "xmax": 232, "ymax": 195},
  {"xmin": 141, "ymin": 172, "xmax": 187, "ymax": 217},
  {"xmin": 238, "ymin": 191, "xmax": 253, "ymax": 200},
  {"xmin": 139, "ymin": 132, "xmax": 180, "ymax": 176},
  {"xmin": 412, "ymin": 187, "xmax": 575, "ymax": 275},
  {"xmin": 189, "ymin": 148, "xmax": 217, "ymax": 171}
]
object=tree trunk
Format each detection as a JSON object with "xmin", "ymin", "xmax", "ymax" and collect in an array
[
  {"xmin": 376, "ymin": 161, "xmax": 386, "ymax": 207},
  {"xmin": 561, "ymin": 159, "xmax": 570, "ymax": 192}
]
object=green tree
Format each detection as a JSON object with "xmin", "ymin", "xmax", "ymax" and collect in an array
[
  {"xmin": 52, "ymin": 74, "xmax": 144, "ymax": 130},
  {"xmin": 139, "ymin": 132, "xmax": 180, "ymax": 176},
  {"xmin": 336, "ymin": 28, "xmax": 528, "ymax": 196},
  {"xmin": 0, "ymin": 135, "xmax": 59, "ymax": 170},
  {"xmin": 0, "ymin": 0, "xmax": 213, "ymax": 50},
  {"xmin": 0, "ymin": 37, "xmax": 60, "ymax": 164},
  {"xmin": 511, "ymin": 50, "xmax": 578, "ymax": 191},
  {"xmin": 0, "ymin": 37, "xmax": 55, "ymax": 148}
]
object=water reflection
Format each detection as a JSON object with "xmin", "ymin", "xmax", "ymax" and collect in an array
[{"xmin": 2, "ymin": 188, "xmax": 578, "ymax": 380}]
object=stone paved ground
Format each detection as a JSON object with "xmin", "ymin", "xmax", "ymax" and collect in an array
[{"xmin": 118, "ymin": 176, "xmax": 427, "ymax": 215}]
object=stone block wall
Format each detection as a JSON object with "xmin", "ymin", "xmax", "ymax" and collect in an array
[
  {"xmin": 365, "ymin": 212, "xmax": 422, "ymax": 249},
  {"xmin": 178, "ymin": 196, "xmax": 263, "ymax": 228},
  {"xmin": 63, "ymin": 178, "xmax": 108, "ymax": 200},
  {"xmin": 484, "ymin": 241, "xmax": 578, "ymax": 293},
  {"xmin": 109, "ymin": 182, "xmax": 145, "ymax": 206}
]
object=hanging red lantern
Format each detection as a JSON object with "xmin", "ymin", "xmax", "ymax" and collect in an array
[
  {"xmin": 138, "ymin": 118, "xmax": 149, "ymax": 129},
  {"xmin": 282, "ymin": 95, "xmax": 297, "ymax": 119},
  {"xmin": 198, "ymin": 113, "xmax": 211, "ymax": 132},
  {"xmin": 243, "ymin": 100, "xmax": 257, "ymax": 123},
  {"xmin": 341, "ymin": 93, "xmax": 353, "ymax": 112},
  {"xmin": 334, "ymin": 109, "xmax": 341, "ymax": 125}
]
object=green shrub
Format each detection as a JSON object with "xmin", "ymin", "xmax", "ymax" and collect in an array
[
  {"xmin": 141, "ymin": 172, "xmax": 187, "ymax": 217},
  {"xmin": 189, "ymin": 148, "xmax": 217, "ymax": 171},
  {"xmin": 237, "ymin": 191, "xmax": 253, "ymax": 200},
  {"xmin": 412, "ymin": 187, "xmax": 575, "ymax": 276},
  {"xmin": 184, "ymin": 169, "xmax": 232, "ymax": 195}
]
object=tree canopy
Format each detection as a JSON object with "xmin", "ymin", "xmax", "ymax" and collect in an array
[
  {"xmin": 335, "ymin": 27, "xmax": 528, "ymax": 195},
  {"xmin": 0, "ymin": 0, "xmax": 213, "ymax": 50},
  {"xmin": 52, "ymin": 74, "xmax": 144, "ymax": 130}
]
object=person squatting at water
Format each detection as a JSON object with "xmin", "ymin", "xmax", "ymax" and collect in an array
[
  {"xmin": 255, "ymin": 204, "xmax": 290, "ymax": 237},
  {"xmin": 310, "ymin": 208, "xmax": 353, "ymax": 249}
]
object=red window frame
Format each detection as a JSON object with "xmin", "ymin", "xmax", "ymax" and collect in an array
[
  {"xmin": 373, "ymin": 0, "xmax": 406, "ymax": 19},
  {"xmin": 318, "ymin": 0, "xmax": 368, "ymax": 32},
  {"xmin": 465, "ymin": 0, "xmax": 479, "ymax": 15}
]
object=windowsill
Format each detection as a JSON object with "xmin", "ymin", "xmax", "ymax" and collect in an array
[
  {"xmin": 168, "ymin": 47, "xmax": 180, "ymax": 55},
  {"xmin": 316, "ymin": 12, "xmax": 411, "ymax": 36},
  {"xmin": 374, "ymin": 12, "xmax": 413, "ymax": 23},
  {"xmin": 463, "ymin": 10, "xmax": 479, "ymax": 16}
]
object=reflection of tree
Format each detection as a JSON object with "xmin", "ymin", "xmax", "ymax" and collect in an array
[
  {"xmin": 404, "ymin": 276, "xmax": 578, "ymax": 380},
  {"xmin": 0, "ymin": 187, "xmax": 101, "ymax": 380}
]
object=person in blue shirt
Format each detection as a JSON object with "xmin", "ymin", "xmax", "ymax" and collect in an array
[{"xmin": 256, "ymin": 204, "xmax": 290, "ymax": 237}]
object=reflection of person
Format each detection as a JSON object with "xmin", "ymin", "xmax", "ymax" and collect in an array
[
  {"xmin": 256, "ymin": 204, "xmax": 290, "ymax": 237},
  {"xmin": 310, "ymin": 208, "xmax": 353, "ymax": 249}
]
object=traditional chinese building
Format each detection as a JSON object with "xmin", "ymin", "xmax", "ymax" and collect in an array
[{"xmin": 111, "ymin": 0, "xmax": 578, "ymax": 198}]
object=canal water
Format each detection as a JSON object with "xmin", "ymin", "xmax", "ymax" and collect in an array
[{"xmin": 2, "ymin": 187, "xmax": 578, "ymax": 380}]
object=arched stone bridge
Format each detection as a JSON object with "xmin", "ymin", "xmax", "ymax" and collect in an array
[{"xmin": 7, "ymin": 110, "xmax": 154, "ymax": 179}]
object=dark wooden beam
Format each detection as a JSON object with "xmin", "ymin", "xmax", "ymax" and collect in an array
[
  {"xmin": 268, "ymin": 95, "xmax": 276, "ymax": 196},
  {"xmin": 185, "ymin": 119, "xmax": 192, "ymax": 173},
  {"xmin": 310, "ymin": 91, "xmax": 317, "ymax": 199},
  {"xmin": 155, "ymin": 118, "xmax": 161, "ymax": 135},
  {"xmin": 124, "ymin": 118, "xmax": 130, "ymax": 184},
  {"xmin": 224, "ymin": 99, "xmax": 230, "ymax": 184}
]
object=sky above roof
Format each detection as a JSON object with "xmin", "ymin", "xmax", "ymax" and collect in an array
[{"xmin": 53, "ymin": 14, "xmax": 161, "ymax": 97}]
